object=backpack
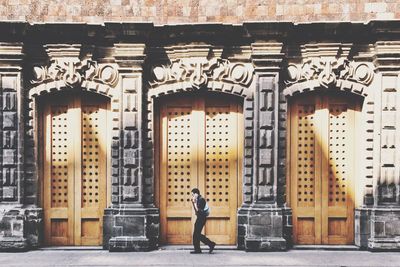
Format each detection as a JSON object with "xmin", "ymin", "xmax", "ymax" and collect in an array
[{"xmin": 203, "ymin": 202, "xmax": 210, "ymax": 217}]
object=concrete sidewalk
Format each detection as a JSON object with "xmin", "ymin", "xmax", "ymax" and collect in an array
[{"xmin": 0, "ymin": 248, "xmax": 400, "ymax": 267}]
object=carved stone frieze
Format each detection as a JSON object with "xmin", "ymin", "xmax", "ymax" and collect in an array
[
  {"xmin": 150, "ymin": 58, "xmax": 254, "ymax": 89},
  {"xmin": 31, "ymin": 59, "xmax": 119, "ymax": 88},
  {"xmin": 285, "ymin": 58, "xmax": 374, "ymax": 88}
]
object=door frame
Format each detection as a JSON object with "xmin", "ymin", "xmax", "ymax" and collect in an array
[
  {"xmin": 154, "ymin": 91, "xmax": 244, "ymax": 245},
  {"xmin": 286, "ymin": 91, "xmax": 363, "ymax": 245},
  {"xmin": 37, "ymin": 90, "xmax": 112, "ymax": 246}
]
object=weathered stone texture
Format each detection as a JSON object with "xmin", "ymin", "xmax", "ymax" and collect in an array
[{"xmin": 0, "ymin": 0, "xmax": 398, "ymax": 24}]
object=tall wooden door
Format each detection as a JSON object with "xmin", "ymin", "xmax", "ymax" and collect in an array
[
  {"xmin": 289, "ymin": 93, "xmax": 357, "ymax": 245},
  {"xmin": 157, "ymin": 93, "xmax": 242, "ymax": 245},
  {"xmin": 42, "ymin": 92, "xmax": 108, "ymax": 246}
]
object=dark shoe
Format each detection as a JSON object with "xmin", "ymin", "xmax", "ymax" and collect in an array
[
  {"xmin": 209, "ymin": 242, "xmax": 216, "ymax": 254},
  {"xmin": 190, "ymin": 250, "xmax": 202, "ymax": 254}
]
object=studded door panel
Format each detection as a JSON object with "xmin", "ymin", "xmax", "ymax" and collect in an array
[
  {"xmin": 324, "ymin": 102, "xmax": 354, "ymax": 244},
  {"xmin": 291, "ymin": 95, "xmax": 355, "ymax": 245},
  {"xmin": 159, "ymin": 94, "xmax": 241, "ymax": 245},
  {"xmin": 80, "ymin": 102, "xmax": 107, "ymax": 245},
  {"xmin": 204, "ymin": 104, "xmax": 238, "ymax": 244},
  {"xmin": 50, "ymin": 106, "xmax": 70, "ymax": 208},
  {"xmin": 43, "ymin": 94, "xmax": 108, "ymax": 246},
  {"xmin": 292, "ymin": 103, "xmax": 319, "ymax": 244},
  {"xmin": 163, "ymin": 106, "xmax": 195, "ymax": 244},
  {"xmin": 44, "ymin": 103, "xmax": 74, "ymax": 245}
]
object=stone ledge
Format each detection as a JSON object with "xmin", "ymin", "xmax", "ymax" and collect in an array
[{"xmin": 109, "ymin": 236, "xmax": 150, "ymax": 252}]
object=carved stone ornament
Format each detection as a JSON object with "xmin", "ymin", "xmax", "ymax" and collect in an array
[
  {"xmin": 150, "ymin": 58, "xmax": 254, "ymax": 89},
  {"xmin": 285, "ymin": 58, "xmax": 374, "ymax": 88},
  {"xmin": 31, "ymin": 59, "xmax": 119, "ymax": 87}
]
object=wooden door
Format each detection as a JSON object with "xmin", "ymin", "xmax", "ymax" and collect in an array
[
  {"xmin": 157, "ymin": 93, "xmax": 242, "ymax": 245},
  {"xmin": 42, "ymin": 92, "xmax": 108, "ymax": 246},
  {"xmin": 289, "ymin": 93, "xmax": 356, "ymax": 245}
]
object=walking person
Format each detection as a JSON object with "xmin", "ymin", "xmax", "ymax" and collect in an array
[{"xmin": 190, "ymin": 188, "xmax": 216, "ymax": 254}]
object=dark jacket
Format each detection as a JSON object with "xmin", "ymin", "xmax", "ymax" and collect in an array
[{"xmin": 196, "ymin": 195, "xmax": 207, "ymax": 217}]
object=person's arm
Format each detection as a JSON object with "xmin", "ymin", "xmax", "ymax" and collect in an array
[{"xmin": 192, "ymin": 197, "xmax": 198, "ymax": 214}]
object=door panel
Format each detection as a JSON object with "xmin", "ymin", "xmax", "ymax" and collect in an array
[
  {"xmin": 290, "ymin": 94, "xmax": 356, "ymax": 245},
  {"xmin": 160, "ymin": 101, "xmax": 197, "ymax": 244},
  {"xmin": 43, "ymin": 93, "xmax": 108, "ymax": 246},
  {"xmin": 158, "ymin": 93, "xmax": 241, "ymax": 245},
  {"xmin": 203, "ymin": 100, "xmax": 238, "ymax": 245},
  {"xmin": 44, "ymin": 100, "xmax": 74, "ymax": 245}
]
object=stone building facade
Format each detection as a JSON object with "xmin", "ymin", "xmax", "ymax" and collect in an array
[{"xmin": 0, "ymin": 21, "xmax": 400, "ymax": 252}]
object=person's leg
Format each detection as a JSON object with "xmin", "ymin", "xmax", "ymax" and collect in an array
[
  {"xmin": 192, "ymin": 218, "xmax": 202, "ymax": 252},
  {"xmin": 198, "ymin": 217, "xmax": 216, "ymax": 251}
]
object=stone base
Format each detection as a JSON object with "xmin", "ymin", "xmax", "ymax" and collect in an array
[
  {"xmin": 103, "ymin": 205, "xmax": 159, "ymax": 252},
  {"xmin": 0, "ymin": 237, "xmax": 28, "ymax": 252},
  {"xmin": 238, "ymin": 204, "xmax": 291, "ymax": 251},
  {"xmin": 109, "ymin": 236, "xmax": 150, "ymax": 252},
  {"xmin": 0, "ymin": 205, "xmax": 42, "ymax": 252},
  {"xmin": 245, "ymin": 237, "xmax": 287, "ymax": 251},
  {"xmin": 356, "ymin": 206, "xmax": 400, "ymax": 251}
]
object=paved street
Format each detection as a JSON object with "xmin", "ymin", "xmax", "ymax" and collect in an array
[{"xmin": 0, "ymin": 248, "xmax": 400, "ymax": 267}]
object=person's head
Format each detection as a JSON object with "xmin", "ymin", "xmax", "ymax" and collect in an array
[{"xmin": 191, "ymin": 188, "xmax": 200, "ymax": 198}]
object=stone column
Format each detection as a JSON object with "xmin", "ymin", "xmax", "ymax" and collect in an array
[
  {"xmin": 104, "ymin": 43, "xmax": 159, "ymax": 252},
  {"xmin": 0, "ymin": 43, "xmax": 32, "ymax": 251},
  {"xmin": 237, "ymin": 42, "xmax": 291, "ymax": 251}
]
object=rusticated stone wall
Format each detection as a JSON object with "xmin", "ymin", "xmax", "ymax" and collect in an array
[{"xmin": 0, "ymin": 0, "xmax": 399, "ymax": 24}]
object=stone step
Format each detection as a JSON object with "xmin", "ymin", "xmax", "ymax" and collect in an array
[{"xmin": 293, "ymin": 245, "xmax": 360, "ymax": 251}]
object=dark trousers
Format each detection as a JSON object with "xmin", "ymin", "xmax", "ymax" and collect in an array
[{"xmin": 193, "ymin": 215, "xmax": 213, "ymax": 251}]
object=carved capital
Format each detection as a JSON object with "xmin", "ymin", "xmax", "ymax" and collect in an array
[
  {"xmin": 150, "ymin": 58, "xmax": 254, "ymax": 89},
  {"xmin": 114, "ymin": 44, "xmax": 146, "ymax": 70},
  {"xmin": 251, "ymin": 42, "xmax": 284, "ymax": 72},
  {"xmin": 285, "ymin": 58, "xmax": 374, "ymax": 88},
  {"xmin": 0, "ymin": 43, "xmax": 24, "ymax": 70},
  {"xmin": 31, "ymin": 59, "xmax": 119, "ymax": 88},
  {"xmin": 374, "ymin": 41, "xmax": 400, "ymax": 71}
]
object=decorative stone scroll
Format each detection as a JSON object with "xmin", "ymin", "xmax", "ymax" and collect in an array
[
  {"xmin": 31, "ymin": 59, "xmax": 119, "ymax": 88},
  {"xmin": 150, "ymin": 58, "xmax": 254, "ymax": 89},
  {"xmin": 285, "ymin": 58, "xmax": 374, "ymax": 89}
]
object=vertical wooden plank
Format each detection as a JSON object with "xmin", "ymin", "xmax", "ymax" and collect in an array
[
  {"xmin": 290, "ymin": 100, "xmax": 299, "ymax": 244},
  {"xmin": 229, "ymin": 100, "xmax": 238, "ymax": 244},
  {"xmin": 159, "ymin": 103, "xmax": 168, "ymax": 244},
  {"xmin": 194, "ymin": 95, "xmax": 204, "ymax": 234},
  {"xmin": 96, "ymin": 97, "xmax": 108, "ymax": 245},
  {"xmin": 43, "ymin": 102, "xmax": 52, "ymax": 245},
  {"xmin": 346, "ymin": 101, "xmax": 356, "ymax": 244},
  {"xmin": 319, "ymin": 96, "xmax": 328, "ymax": 245},
  {"xmin": 73, "ymin": 95, "xmax": 82, "ymax": 245}
]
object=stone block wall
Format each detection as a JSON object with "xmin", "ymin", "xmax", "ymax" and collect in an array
[{"xmin": 0, "ymin": 0, "xmax": 398, "ymax": 24}]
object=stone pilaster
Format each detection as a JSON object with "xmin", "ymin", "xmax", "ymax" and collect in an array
[
  {"xmin": 103, "ymin": 43, "xmax": 159, "ymax": 252},
  {"xmin": 237, "ymin": 42, "xmax": 290, "ymax": 251},
  {"xmin": 0, "ymin": 43, "xmax": 34, "ymax": 251},
  {"xmin": 361, "ymin": 41, "xmax": 400, "ymax": 250}
]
